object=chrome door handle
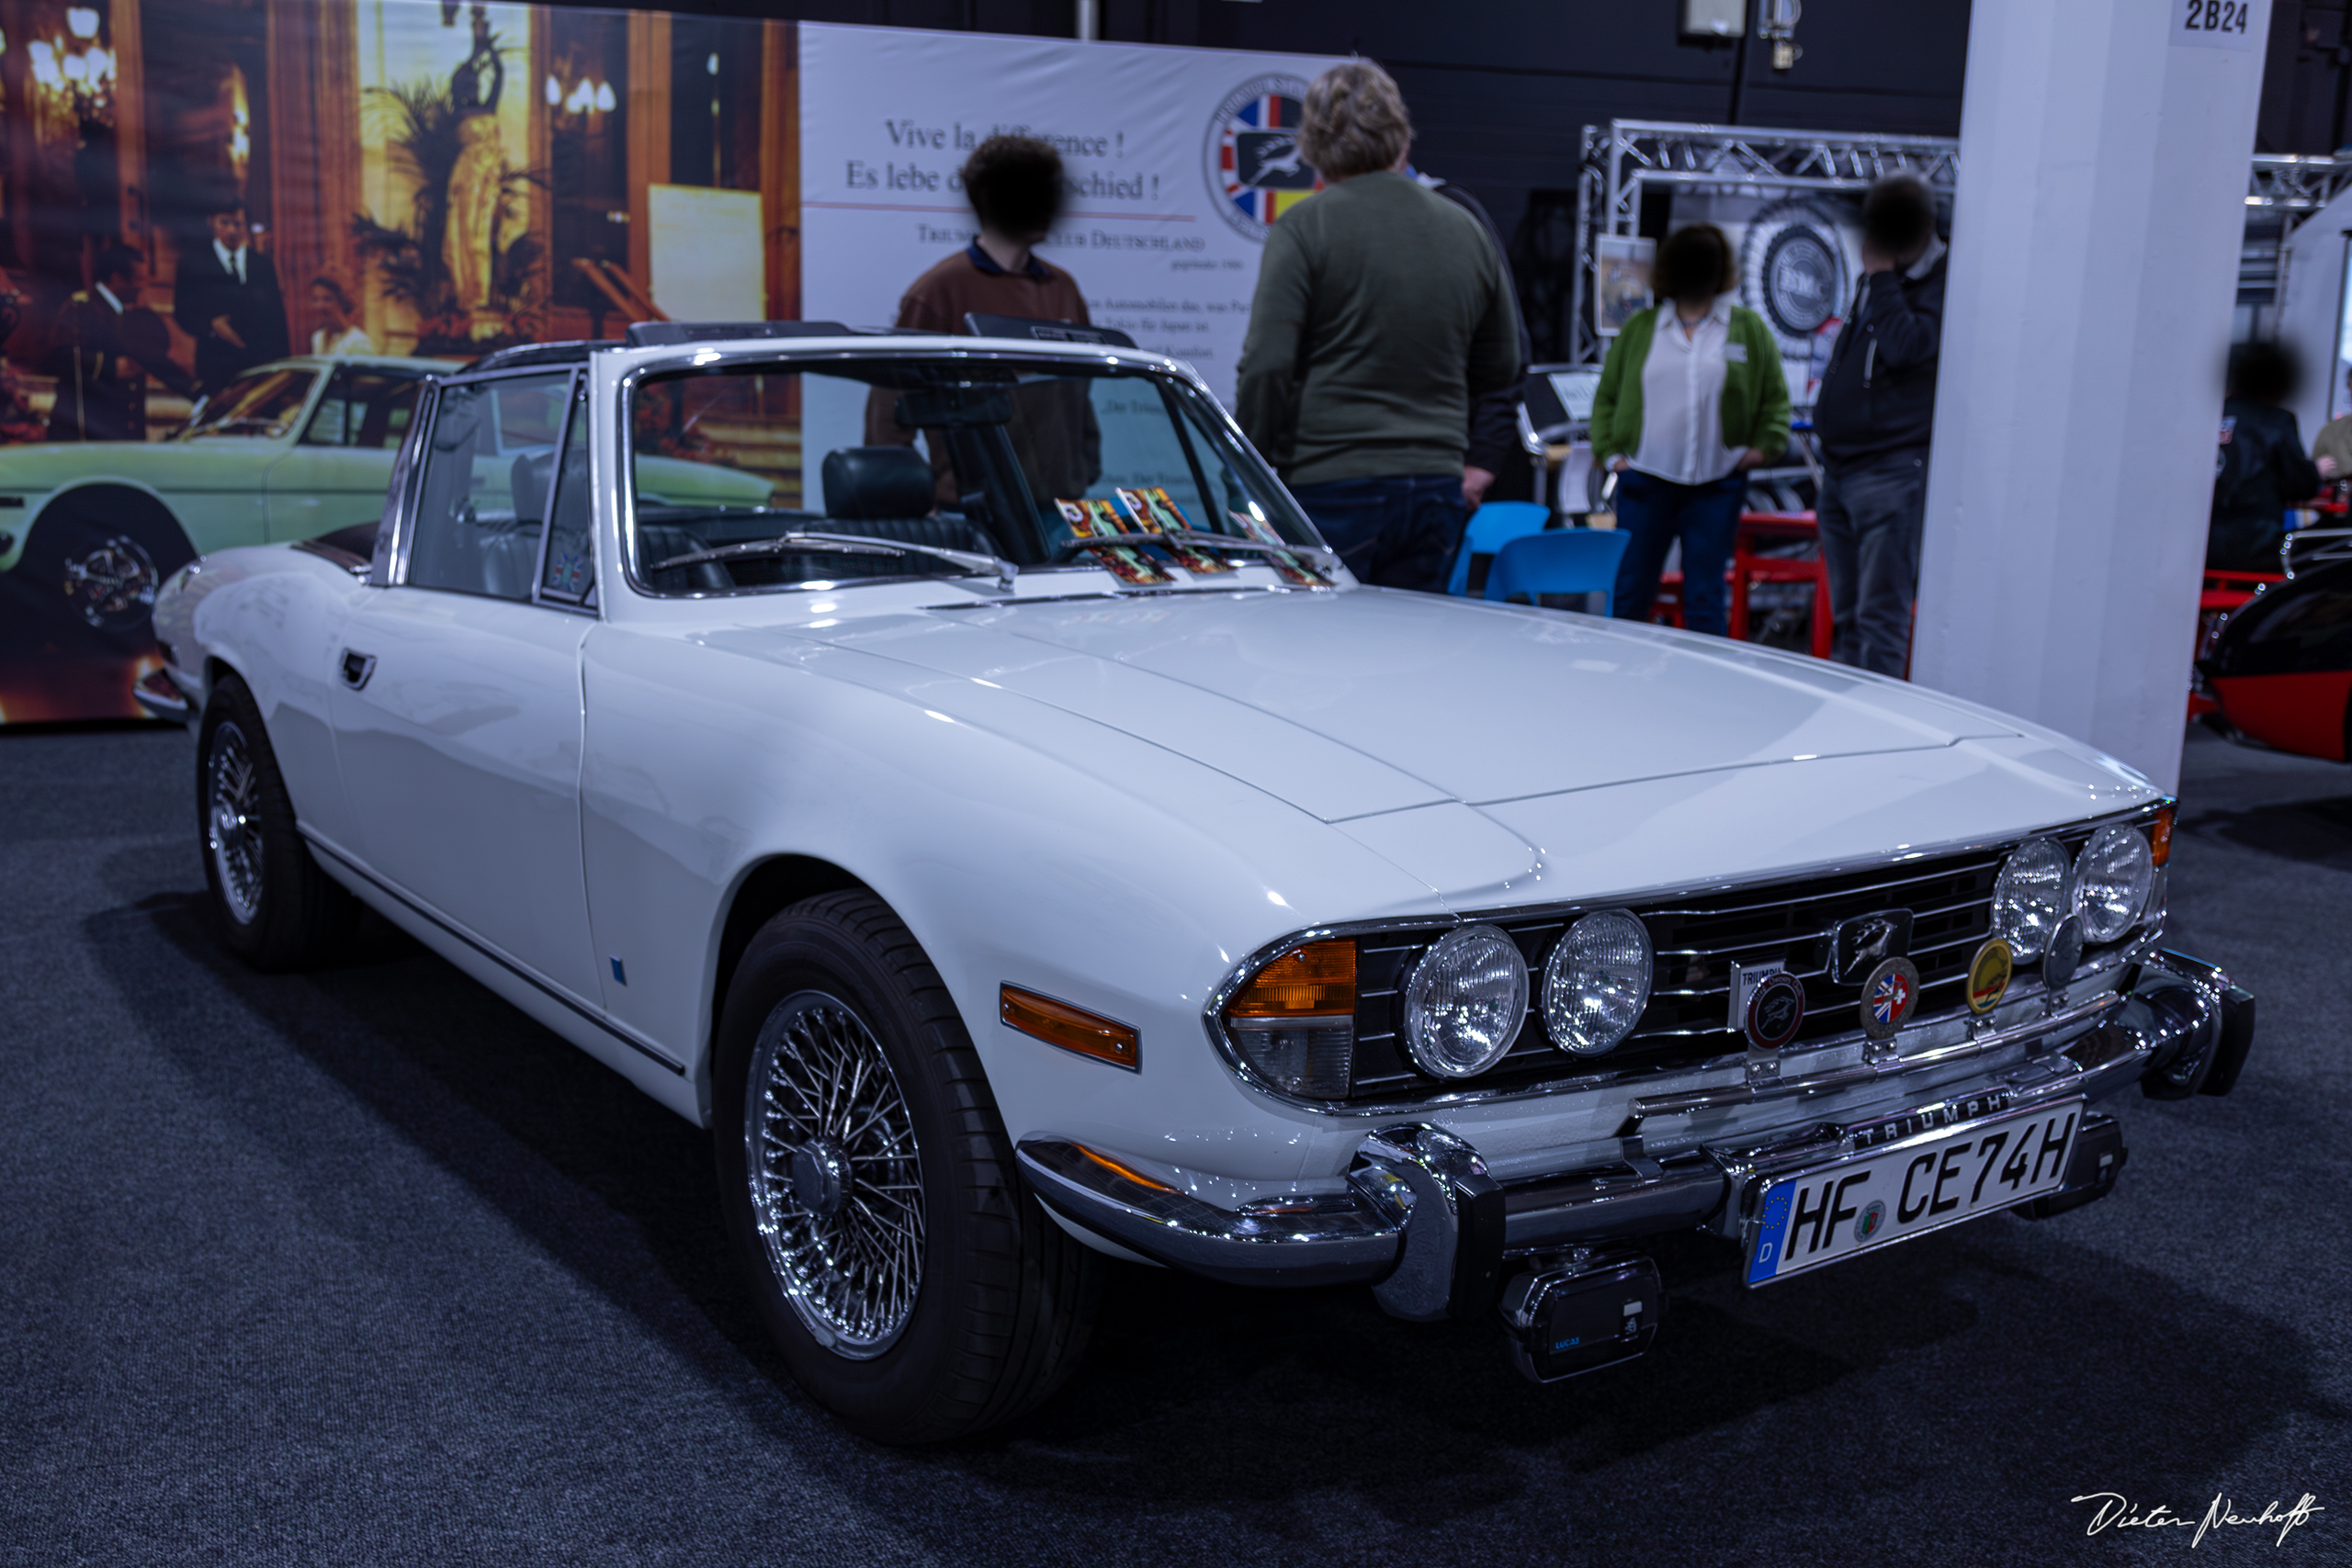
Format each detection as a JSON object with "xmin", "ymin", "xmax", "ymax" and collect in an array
[{"xmin": 338, "ymin": 649, "xmax": 377, "ymax": 690}]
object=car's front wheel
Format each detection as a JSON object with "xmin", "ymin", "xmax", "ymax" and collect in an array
[
  {"xmin": 713, "ymin": 892, "xmax": 1101, "ymax": 1443},
  {"xmin": 197, "ymin": 672, "xmax": 358, "ymax": 971},
  {"xmin": 17, "ymin": 486, "xmax": 197, "ymax": 653}
]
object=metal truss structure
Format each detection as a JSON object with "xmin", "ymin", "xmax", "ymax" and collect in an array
[
  {"xmin": 1566, "ymin": 121, "xmax": 2352, "ymax": 365},
  {"xmin": 2246, "ymin": 152, "xmax": 2352, "ymax": 215},
  {"xmin": 1569, "ymin": 120, "xmax": 1960, "ymax": 366}
]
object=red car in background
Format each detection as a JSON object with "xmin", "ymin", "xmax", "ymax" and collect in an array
[{"xmin": 2199, "ymin": 534, "xmax": 2352, "ymax": 762}]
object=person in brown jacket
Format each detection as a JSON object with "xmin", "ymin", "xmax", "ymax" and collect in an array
[{"xmin": 865, "ymin": 135, "xmax": 1097, "ymax": 512}]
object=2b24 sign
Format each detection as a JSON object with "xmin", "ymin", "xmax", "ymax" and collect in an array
[{"xmin": 2176, "ymin": 0, "xmax": 2257, "ymax": 51}]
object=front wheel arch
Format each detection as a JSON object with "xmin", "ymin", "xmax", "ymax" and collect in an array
[{"xmin": 707, "ymin": 854, "xmax": 871, "ymax": 1078}]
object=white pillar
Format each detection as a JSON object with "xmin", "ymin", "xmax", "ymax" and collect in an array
[{"xmin": 1911, "ymin": 0, "xmax": 2271, "ymax": 795}]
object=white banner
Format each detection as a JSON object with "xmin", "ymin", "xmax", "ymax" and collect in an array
[{"xmin": 798, "ymin": 24, "xmax": 1346, "ymax": 407}]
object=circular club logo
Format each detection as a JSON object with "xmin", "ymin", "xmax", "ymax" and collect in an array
[
  {"xmin": 1860, "ymin": 956, "xmax": 1920, "ymax": 1042},
  {"xmin": 1966, "ymin": 938, "xmax": 2014, "ymax": 1015},
  {"xmin": 1855, "ymin": 1199, "xmax": 1888, "ymax": 1245},
  {"xmin": 2044, "ymin": 913, "xmax": 2086, "ymax": 989},
  {"xmin": 1206, "ymin": 75, "xmax": 1325, "ymax": 241},
  {"xmin": 1739, "ymin": 198, "xmax": 1851, "ymax": 350},
  {"xmin": 1745, "ymin": 971, "xmax": 1806, "ymax": 1051}
]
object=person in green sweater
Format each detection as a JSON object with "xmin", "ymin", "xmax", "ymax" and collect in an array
[
  {"xmin": 1235, "ymin": 61, "xmax": 1521, "ymax": 591},
  {"xmin": 1589, "ymin": 223, "xmax": 1792, "ymax": 637}
]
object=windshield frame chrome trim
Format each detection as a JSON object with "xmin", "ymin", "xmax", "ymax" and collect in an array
[{"xmin": 607, "ymin": 343, "xmax": 1333, "ymax": 603}]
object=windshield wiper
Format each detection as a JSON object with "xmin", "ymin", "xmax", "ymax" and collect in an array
[
  {"xmin": 1048, "ymin": 529, "xmax": 1340, "ymax": 570},
  {"xmin": 651, "ymin": 531, "xmax": 1017, "ymax": 590}
]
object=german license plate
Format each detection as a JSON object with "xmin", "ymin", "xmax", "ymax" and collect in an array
[{"xmin": 1745, "ymin": 1100, "xmax": 2083, "ymax": 1285}]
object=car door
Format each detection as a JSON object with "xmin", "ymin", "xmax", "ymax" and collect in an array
[
  {"xmin": 155, "ymin": 364, "xmax": 322, "ymax": 554},
  {"xmin": 326, "ymin": 368, "xmax": 602, "ymax": 1003},
  {"xmin": 264, "ymin": 365, "xmax": 426, "ymax": 541}
]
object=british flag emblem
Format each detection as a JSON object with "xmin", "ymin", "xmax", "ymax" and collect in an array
[
  {"xmin": 1208, "ymin": 76, "xmax": 1325, "ymax": 239},
  {"xmin": 1870, "ymin": 969, "xmax": 1913, "ymax": 1027}
]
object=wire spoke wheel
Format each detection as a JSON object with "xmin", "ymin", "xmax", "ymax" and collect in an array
[
  {"xmin": 743, "ymin": 990, "xmax": 926, "ymax": 1359},
  {"xmin": 205, "ymin": 718, "xmax": 265, "ymax": 926}
]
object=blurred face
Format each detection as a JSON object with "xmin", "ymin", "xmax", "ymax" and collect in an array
[
  {"xmin": 310, "ymin": 284, "xmax": 345, "ymax": 325},
  {"xmin": 209, "ymin": 211, "xmax": 249, "ymax": 251},
  {"xmin": 103, "ymin": 260, "xmax": 145, "ymax": 297}
]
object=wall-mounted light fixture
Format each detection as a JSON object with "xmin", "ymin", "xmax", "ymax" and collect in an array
[{"xmin": 1680, "ymin": 0, "xmax": 1746, "ymax": 39}]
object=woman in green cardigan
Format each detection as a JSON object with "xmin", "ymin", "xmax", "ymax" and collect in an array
[{"xmin": 1589, "ymin": 223, "xmax": 1792, "ymax": 636}]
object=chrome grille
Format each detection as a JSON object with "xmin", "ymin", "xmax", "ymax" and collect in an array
[{"xmin": 1345, "ymin": 820, "xmax": 2120, "ymax": 1105}]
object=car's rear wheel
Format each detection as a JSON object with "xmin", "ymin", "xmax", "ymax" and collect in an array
[
  {"xmin": 198, "ymin": 672, "xmax": 358, "ymax": 971},
  {"xmin": 713, "ymin": 891, "xmax": 1101, "ymax": 1443}
]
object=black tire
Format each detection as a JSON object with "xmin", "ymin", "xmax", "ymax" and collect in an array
[
  {"xmin": 713, "ymin": 891, "xmax": 1101, "ymax": 1444},
  {"xmin": 15, "ymin": 486, "xmax": 197, "ymax": 655},
  {"xmin": 197, "ymin": 672, "xmax": 359, "ymax": 972}
]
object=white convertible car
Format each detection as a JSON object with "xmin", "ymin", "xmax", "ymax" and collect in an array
[{"xmin": 152, "ymin": 322, "xmax": 2256, "ymax": 1442}]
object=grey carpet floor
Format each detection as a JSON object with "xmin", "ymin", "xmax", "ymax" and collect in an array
[{"xmin": 1, "ymin": 720, "xmax": 2343, "ymax": 1566}]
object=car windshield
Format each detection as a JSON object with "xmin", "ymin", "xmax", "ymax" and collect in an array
[
  {"xmin": 179, "ymin": 367, "xmax": 318, "ymax": 441},
  {"xmin": 627, "ymin": 355, "xmax": 1325, "ymax": 595}
]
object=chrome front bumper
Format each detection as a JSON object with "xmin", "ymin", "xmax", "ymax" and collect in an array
[
  {"xmin": 1018, "ymin": 949, "xmax": 2251, "ymax": 1319},
  {"xmin": 131, "ymin": 667, "xmax": 190, "ymax": 723}
]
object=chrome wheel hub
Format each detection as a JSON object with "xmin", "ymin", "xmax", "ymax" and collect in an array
[
  {"xmin": 62, "ymin": 536, "xmax": 160, "ymax": 628},
  {"xmin": 744, "ymin": 992, "xmax": 925, "ymax": 1359},
  {"xmin": 205, "ymin": 720, "xmax": 264, "ymax": 926}
]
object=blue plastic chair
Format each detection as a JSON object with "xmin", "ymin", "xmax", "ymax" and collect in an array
[
  {"xmin": 1444, "ymin": 502, "xmax": 1553, "ymax": 596},
  {"xmin": 1482, "ymin": 529, "xmax": 1632, "ymax": 615}
]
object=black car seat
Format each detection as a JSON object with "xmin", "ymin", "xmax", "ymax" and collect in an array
[{"xmin": 820, "ymin": 446, "xmax": 995, "ymax": 556}]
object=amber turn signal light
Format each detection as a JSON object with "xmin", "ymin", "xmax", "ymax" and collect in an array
[
  {"xmin": 1225, "ymin": 940, "xmax": 1358, "ymax": 1018},
  {"xmin": 1001, "ymin": 986, "xmax": 1139, "ymax": 1070},
  {"xmin": 2148, "ymin": 803, "xmax": 2175, "ymax": 867},
  {"xmin": 1074, "ymin": 1143, "xmax": 1172, "ymax": 1191}
]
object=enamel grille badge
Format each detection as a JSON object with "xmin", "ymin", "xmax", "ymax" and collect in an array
[
  {"xmin": 1744, "ymin": 971, "xmax": 1806, "ymax": 1051},
  {"xmin": 1966, "ymin": 938, "xmax": 2014, "ymax": 1014},
  {"xmin": 1859, "ymin": 956, "xmax": 1921, "ymax": 1042}
]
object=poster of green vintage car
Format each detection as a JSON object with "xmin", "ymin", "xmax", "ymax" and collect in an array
[
  {"xmin": 0, "ymin": 353, "xmax": 772, "ymax": 723},
  {"xmin": 0, "ymin": 355, "xmax": 445, "ymax": 722}
]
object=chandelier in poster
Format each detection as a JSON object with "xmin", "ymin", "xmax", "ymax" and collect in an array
[{"xmin": 799, "ymin": 24, "xmax": 1346, "ymax": 406}]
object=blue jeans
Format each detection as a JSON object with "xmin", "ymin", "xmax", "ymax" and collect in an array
[
  {"xmin": 1289, "ymin": 474, "xmax": 1469, "ymax": 592},
  {"xmin": 1817, "ymin": 447, "xmax": 1927, "ymax": 676},
  {"xmin": 1609, "ymin": 468, "xmax": 1745, "ymax": 637}
]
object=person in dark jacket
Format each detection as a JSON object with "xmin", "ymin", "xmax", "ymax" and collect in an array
[
  {"xmin": 44, "ymin": 244, "xmax": 194, "ymax": 443},
  {"xmin": 173, "ymin": 203, "xmax": 289, "ymax": 396},
  {"xmin": 1419, "ymin": 173, "xmax": 1534, "ymax": 509},
  {"xmin": 2210, "ymin": 340, "xmax": 2321, "ymax": 572},
  {"xmin": 1812, "ymin": 175, "xmax": 1947, "ymax": 676}
]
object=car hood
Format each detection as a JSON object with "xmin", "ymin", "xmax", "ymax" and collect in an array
[{"xmin": 784, "ymin": 587, "xmax": 2024, "ymax": 821}]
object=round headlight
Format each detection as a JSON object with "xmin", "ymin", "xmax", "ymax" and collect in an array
[
  {"xmin": 1403, "ymin": 924, "xmax": 1529, "ymax": 1078},
  {"xmin": 1992, "ymin": 839, "xmax": 2071, "ymax": 961},
  {"xmin": 2073, "ymin": 823, "xmax": 2154, "ymax": 943},
  {"xmin": 1541, "ymin": 910, "xmax": 1653, "ymax": 1056}
]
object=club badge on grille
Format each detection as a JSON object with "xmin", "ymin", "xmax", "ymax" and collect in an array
[
  {"xmin": 1826, "ymin": 908, "xmax": 1915, "ymax": 984},
  {"xmin": 1743, "ymin": 970, "xmax": 1806, "ymax": 1051},
  {"xmin": 1859, "ymin": 956, "xmax": 1921, "ymax": 1041},
  {"xmin": 2044, "ymin": 915, "xmax": 2085, "ymax": 990},
  {"xmin": 1966, "ymin": 938, "xmax": 2014, "ymax": 1014}
]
